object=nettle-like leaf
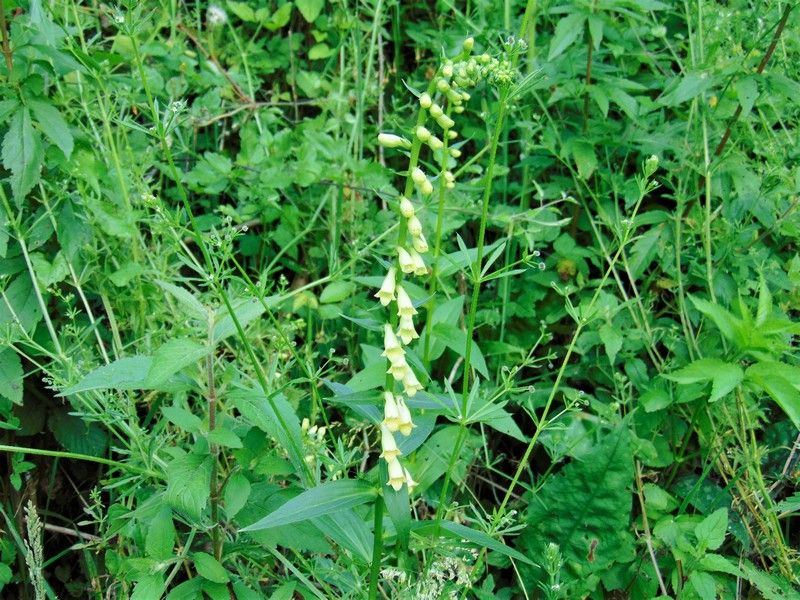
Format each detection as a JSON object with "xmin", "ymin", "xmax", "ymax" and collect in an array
[
  {"xmin": 2, "ymin": 107, "xmax": 43, "ymax": 202},
  {"xmin": 664, "ymin": 358, "xmax": 743, "ymax": 403},
  {"xmin": 518, "ymin": 425, "xmax": 635, "ymax": 594},
  {"xmin": 165, "ymin": 450, "xmax": 212, "ymax": 522}
]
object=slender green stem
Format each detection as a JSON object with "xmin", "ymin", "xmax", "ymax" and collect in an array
[
  {"xmin": 0, "ymin": 445, "xmax": 162, "ymax": 479},
  {"xmin": 367, "ymin": 497, "xmax": 384, "ymax": 600}
]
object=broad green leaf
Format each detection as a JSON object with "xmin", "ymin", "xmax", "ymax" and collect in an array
[
  {"xmin": 745, "ymin": 365, "xmax": 800, "ymax": 430},
  {"xmin": 155, "ymin": 280, "xmax": 207, "ymax": 320},
  {"xmin": 313, "ymin": 510, "xmax": 373, "ymax": 563},
  {"xmin": 548, "ymin": 13, "xmax": 586, "ymax": 60},
  {"xmin": 146, "ymin": 507, "xmax": 176, "ymax": 561},
  {"xmin": 598, "ymin": 324, "xmax": 622, "ymax": 363},
  {"xmin": 694, "ymin": 507, "xmax": 727, "ymax": 550},
  {"xmin": 0, "ymin": 274, "xmax": 42, "ymax": 332},
  {"xmin": 688, "ymin": 571, "xmax": 718, "ymax": 600},
  {"xmin": 383, "ymin": 476, "xmax": 410, "ymax": 550},
  {"xmin": 734, "ymin": 76, "xmax": 758, "ymax": 115},
  {"xmin": 658, "ymin": 73, "xmax": 713, "ymax": 106},
  {"xmin": 319, "ymin": 281, "xmax": 355, "ymax": 304},
  {"xmin": 29, "ymin": 99, "xmax": 73, "ymax": 158},
  {"xmin": 265, "ymin": 2, "xmax": 292, "ymax": 29},
  {"xmin": 193, "ymin": 552, "xmax": 229, "ymax": 584},
  {"xmin": 165, "ymin": 451, "xmax": 212, "ymax": 521},
  {"xmin": 2, "ymin": 108, "xmax": 43, "ymax": 201},
  {"xmin": 572, "ymin": 139, "xmax": 597, "ymax": 179},
  {"xmin": 432, "ymin": 323, "xmax": 488, "ymax": 378},
  {"xmin": 0, "ymin": 348, "xmax": 23, "ymax": 405},
  {"xmin": 664, "ymin": 358, "xmax": 743, "ymax": 402},
  {"xmin": 60, "ymin": 356, "xmax": 153, "ymax": 395},
  {"xmin": 296, "ymin": 0, "xmax": 324, "ymax": 22},
  {"xmin": 223, "ymin": 472, "xmax": 251, "ymax": 518},
  {"xmin": 144, "ymin": 338, "xmax": 210, "ymax": 387},
  {"xmin": 240, "ymin": 480, "xmax": 377, "ymax": 531},
  {"xmin": 48, "ymin": 410, "xmax": 108, "ymax": 456},
  {"xmin": 518, "ymin": 425, "xmax": 635, "ymax": 587},
  {"xmin": 699, "ymin": 553, "xmax": 742, "ymax": 576},
  {"xmin": 207, "ymin": 426, "xmax": 243, "ymax": 448},
  {"xmin": 162, "ymin": 406, "xmax": 202, "ymax": 432},
  {"xmin": 740, "ymin": 559, "xmax": 798, "ymax": 599},
  {"xmin": 131, "ymin": 574, "xmax": 165, "ymax": 600},
  {"xmin": 690, "ymin": 296, "xmax": 739, "ymax": 341}
]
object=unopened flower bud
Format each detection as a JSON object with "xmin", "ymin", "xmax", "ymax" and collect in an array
[
  {"xmin": 403, "ymin": 466, "xmax": 418, "ymax": 492},
  {"xmin": 411, "ymin": 167, "xmax": 427, "ymax": 185},
  {"xmin": 437, "ymin": 115, "xmax": 455, "ymax": 129},
  {"xmin": 447, "ymin": 130, "xmax": 458, "ymax": 140},
  {"xmin": 454, "ymin": 105, "xmax": 464, "ymax": 113},
  {"xmin": 407, "ymin": 215, "xmax": 423, "ymax": 237},
  {"xmin": 442, "ymin": 62, "xmax": 454, "ymax": 78},
  {"xmin": 437, "ymin": 79, "xmax": 450, "ymax": 93},
  {"xmin": 463, "ymin": 37, "xmax": 474, "ymax": 52},
  {"xmin": 399, "ymin": 197, "xmax": 415, "ymax": 218},
  {"xmin": 420, "ymin": 179, "xmax": 433, "ymax": 195},
  {"xmin": 416, "ymin": 126, "xmax": 432, "ymax": 142},
  {"xmin": 378, "ymin": 133, "xmax": 411, "ymax": 149},
  {"xmin": 450, "ymin": 148, "xmax": 462, "ymax": 158},
  {"xmin": 429, "ymin": 104, "xmax": 443, "ymax": 118},
  {"xmin": 419, "ymin": 93, "xmax": 432, "ymax": 109},
  {"xmin": 428, "ymin": 136, "xmax": 444, "ymax": 151}
]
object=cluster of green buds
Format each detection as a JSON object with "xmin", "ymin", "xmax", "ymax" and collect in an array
[{"xmin": 371, "ymin": 36, "xmax": 490, "ymax": 492}]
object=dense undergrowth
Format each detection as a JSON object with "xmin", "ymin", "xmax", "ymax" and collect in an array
[{"xmin": 1, "ymin": 0, "xmax": 799, "ymax": 598}]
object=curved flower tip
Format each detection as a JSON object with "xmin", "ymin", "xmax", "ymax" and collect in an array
[
  {"xmin": 383, "ymin": 391, "xmax": 401, "ymax": 432},
  {"xmin": 412, "ymin": 232, "xmax": 429, "ymax": 254},
  {"xmin": 403, "ymin": 466, "xmax": 418, "ymax": 492},
  {"xmin": 402, "ymin": 368, "xmax": 423, "ymax": 397},
  {"xmin": 397, "ymin": 246, "xmax": 415, "ymax": 274},
  {"xmin": 378, "ymin": 133, "xmax": 411, "ymax": 149},
  {"xmin": 407, "ymin": 215, "xmax": 423, "ymax": 237},
  {"xmin": 386, "ymin": 457, "xmax": 406, "ymax": 491},
  {"xmin": 380, "ymin": 423, "xmax": 402, "ymax": 461},
  {"xmin": 381, "ymin": 323, "xmax": 405, "ymax": 362},
  {"xmin": 374, "ymin": 267, "xmax": 397, "ymax": 306},
  {"xmin": 396, "ymin": 286, "xmax": 417, "ymax": 317},
  {"xmin": 397, "ymin": 313, "xmax": 419, "ymax": 345},
  {"xmin": 396, "ymin": 396, "xmax": 416, "ymax": 436}
]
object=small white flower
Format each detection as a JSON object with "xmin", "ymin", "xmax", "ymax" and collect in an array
[
  {"xmin": 380, "ymin": 423, "xmax": 402, "ymax": 460},
  {"xmin": 429, "ymin": 104, "xmax": 443, "ymax": 118},
  {"xmin": 207, "ymin": 4, "xmax": 228, "ymax": 26},
  {"xmin": 378, "ymin": 133, "xmax": 411, "ymax": 149},
  {"xmin": 396, "ymin": 286, "xmax": 417, "ymax": 317},
  {"xmin": 412, "ymin": 232, "xmax": 429, "ymax": 253},
  {"xmin": 420, "ymin": 179, "xmax": 433, "ymax": 195},
  {"xmin": 428, "ymin": 136, "xmax": 444, "ymax": 151},
  {"xmin": 415, "ymin": 126, "xmax": 432, "ymax": 142},
  {"xmin": 407, "ymin": 215, "xmax": 423, "ymax": 237},
  {"xmin": 399, "ymin": 197, "xmax": 415, "ymax": 218},
  {"xmin": 437, "ymin": 79, "xmax": 450, "ymax": 93},
  {"xmin": 374, "ymin": 267, "xmax": 397, "ymax": 306},
  {"xmin": 411, "ymin": 168, "xmax": 433, "ymax": 195},
  {"xmin": 387, "ymin": 355, "xmax": 409, "ymax": 380},
  {"xmin": 403, "ymin": 368, "xmax": 424, "ymax": 396},
  {"xmin": 437, "ymin": 115, "xmax": 455, "ymax": 130},
  {"xmin": 447, "ymin": 130, "xmax": 458, "ymax": 140},
  {"xmin": 383, "ymin": 391, "xmax": 402, "ymax": 431},
  {"xmin": 397, "ymin": 246, "xmax": 415, "ymax": 274},
  {"xmin": 419, "ymin": 93, "xmax": 432, "ymax": 109},
  {"xmin": 386, "ymin": 457, "xmax": 406, "ymax": 491},
  {"xmin": 395, "ymin": 394, "xmax": 415, "ymax": 437},
  {"xmin": 442, "ymin": 62, "xmax": 454, "ymax": 78},
  {"xmin": 397, "ymin": 313, "xmax": 419, "ymax": 344},
  {"xmin": 450, "ymin": 148, "xmax": 462, "ymax": 158}
]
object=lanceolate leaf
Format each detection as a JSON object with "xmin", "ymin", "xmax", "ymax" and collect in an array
[
  {"xmin": 240, "ymin": 480, "xmax": 377, "ymax": 531},
  {"xmin": 29, "ymin": 99, "xmax": 74, "ymax": 159},
  {"xmin": 2, "ymin": 108, "xmax": 43, "ymax": 201}
]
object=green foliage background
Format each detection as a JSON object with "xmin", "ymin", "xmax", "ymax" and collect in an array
[{"xmin": 0, "ymin": 0, "xmax": 799, "ymax": 598}]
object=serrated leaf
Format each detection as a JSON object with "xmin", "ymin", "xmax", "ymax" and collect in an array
[
  {"xmin": 572, "ymin": 140, "xmax": 597, "ymax": 179},
  {"xmin": 29, "ymin": 99, "xmax": 73, "ymax": 158},
  {"xmin": 155, "ymin": 280, "xmax": 207, "ymax": 320},
  {"xmin": 192, "ymin": 552, "xmax": 229, "ymax": 583},
  {"xmin": 548, "ymin": 13, "xmax": 586, "ymax": 60},
  {"xmin": 165, "ymin": 451, "xmax": 212, "ymax": 521},
  {"xmin": 0, "ymin": 348, "xmax": 24, "ymax": 405},
  {"xmin": 60, "ymin": 356, "xmax": 153, "ymax": 395},
  {"xmin": 144, "ymin": 338, "xmax": 210, "ymax": 387},
  {"xmin": 745, "ymin": 365, "xmax": 800, "ymax": 430},
  {"xmin": 688, "ymin": 571, "xmax": 718, "ymax": 600},
  {"xmin": 2, "ymin": 108, "xmax": 43, "ymax": 201},
  {"xmin": 695, "ymin": 507, "xmax": 727, "ymax": 551},
  {"xmin": 224, "ymin": 472, "xmax": 251, "ymax": 518},
  {"xmin": 162, "ymin": 406, "xmax": 202, "ymax": 432},
  {"xmin": 240, "ymin": 480, "xmax": 377, "ymax": 531},
  {"xmin": 518, "ymin": 425, "xmax": 635, "ymax": 583},
  {"xmin": 734, "ymin": 76, "xmax": 758, "ymax": 116},
  {"xmin": 48, "ymin": 410, "xmax": 108, "ymax": 456},
  {"xmin": 296, "ymin": 0, "xmax": 324, "ymax": 23},
  {"xmin": 146, "ymin": 506, "xmax": 176, "ymax": 560},
  {"xmin": 598, "ymin": 324, "xmax": 623, "ymax": 363},
  {"xmin": 658, "ymin": 73, "xmax": 713, "ymax": 106},
  {"xmin": 664, "ymin": 358, "xmax": 743, "ymax": 402}
]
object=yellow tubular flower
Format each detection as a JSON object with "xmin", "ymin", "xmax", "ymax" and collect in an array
[
  {"xmin": 397, "ymin": 246, "xmax": 415, "ymax": 274},
  {"xmin": 387, "ymin": 356, "xmax": 409, "ymax": 381},
  {"xmin": 396, "ymin": 396, "xmax": 416, "ymax": 436},
  {"xmin": 381, "ymin": 324, "xmax": 405, "ymax": 363},
  {"xmin": 383, "ymin": 391, "xmax": 401, "ymax": 432},
  {"xmin": 412, "ymin": 232, "xmax": 429, "ymax": 253},
  {"xmin": 402, "ymin": 368, "xmax": 423, "ymax": 396},
  {"xmin": 374, "ymin": 266, "xmax": 397, "ymax": 306},
  {"xmin": 399, "ymin": 197, "xmax": 415, "ymax": 218},
  {"xmin": 380, "ymin": 423, "xmax": 402, "ymax": 461},
  {"xmin": 386, "ymin": 457, "xmax": 406, "ymax": 491},
  {"xmin": 396, "ymin": 286, "xmax": 417, "ymax": 317},
  {"xmin": 403, "ymin": 466, "xmax": 418, "ymax": 492},
  {"xmin": 409, "ymin": 248, "xmax": 427, "ymax": 276},
  {"xmin": 407, "ymin": 215, "xmax": 423, "ymax": 237},
  {"xmin": 397, "ymin": 313, "xmax": 419, "ymax": 344}
]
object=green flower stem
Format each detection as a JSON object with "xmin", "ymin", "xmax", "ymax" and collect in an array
[
  {"xmin": 367, "ymin": 496, "xmax": 385, "ymax": 600},
  {"xmin": 433, "ymin": 88, "xmax": 510, "ymax": 524},
  {"xmin": 422, "ymin": 108, "xmax": 452, "ymax": 368},
  {"xmin": 0, "ymin": 444, "xmax": 163, "ymax": 480}
]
